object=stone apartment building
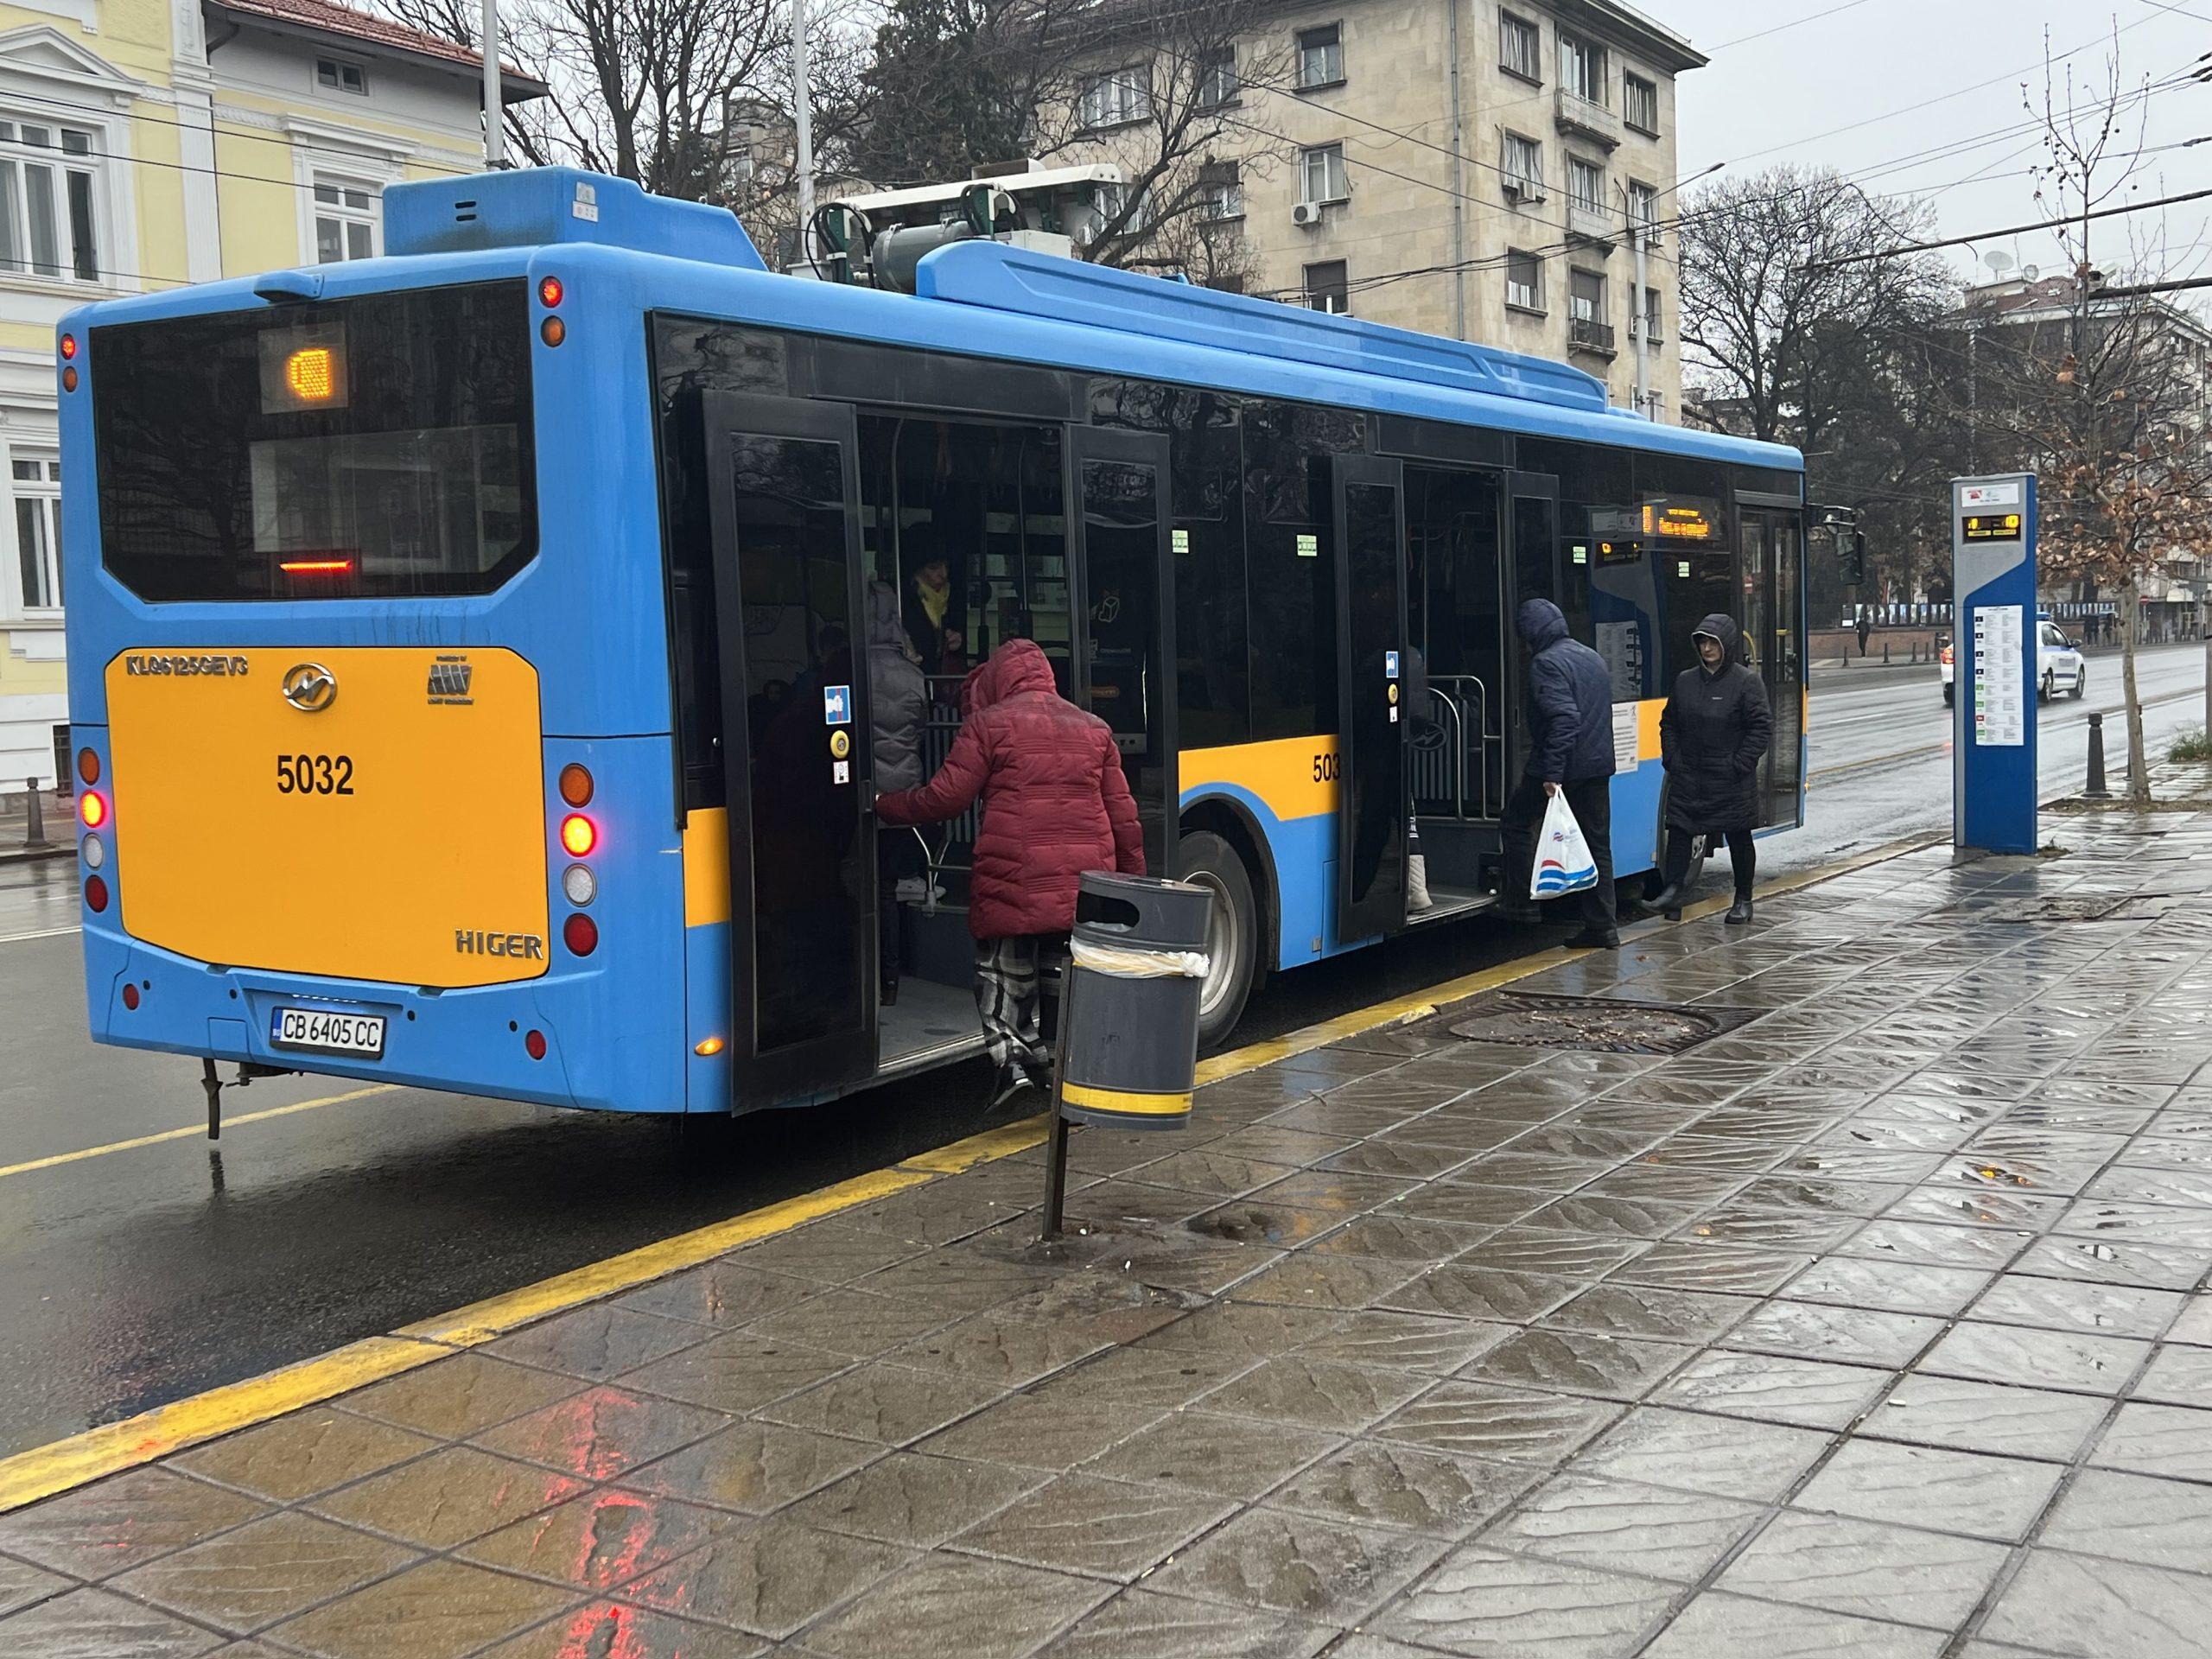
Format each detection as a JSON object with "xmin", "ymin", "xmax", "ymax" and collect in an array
[{"xmin": 1061, "ymin": 0, "xmax": 1703, "ymax": 417}]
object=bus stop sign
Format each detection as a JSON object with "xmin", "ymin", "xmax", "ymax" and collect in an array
[{"xmin": 1951, "ymin": 474, "xmax": 2037, "ymax": 855}]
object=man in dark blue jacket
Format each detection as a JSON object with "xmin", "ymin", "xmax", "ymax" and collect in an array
[{"xmin": 1501, "ymin": 598, "xmax": 1618, "ymax": 946}]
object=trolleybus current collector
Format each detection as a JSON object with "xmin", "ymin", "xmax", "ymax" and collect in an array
[{"xmin": 60, "ymin": 167, "xmax": 1808, "ymax": 1120}]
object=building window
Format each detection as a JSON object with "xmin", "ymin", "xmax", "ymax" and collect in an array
[
  {"xmin": 1568, "ymin": 156, "xmax": 1605, "ymax": 214},
  {"xmin": 1092, "ymin": 181, "xmax": 1152, "ymax": 234},
  {"xmin": 1569, "ymin": 267, "xmax": 1606, "ymax": 322},
  {"xmin": 1301, "ymin": 143, "xmax": 1349, "ymax": 203},
  {"xmin": 1558, "ymin": 33, "xmax": 1603, "ymax": 102},
  {"xmin": 1201, "ymin": 162, "xmax": 1243, "ymax": 219},
  {"xmin": 1499, "ymin": 10, "xmax": 1541, "ymax": 82},
  {"xmin": 316, "ymin": 58, "xmax": 368, "ymax": 95},
  {"xmin": 1305, "ymin": 259, "xmax": 1349, "ymax": 315},
  {"xmin": 1638, "ymin": 284, "xmax": 1662, "ymax": 340},
  {"xmin": 1198, "ymin": 48, "xmax": 1238, "ymax": 107},
  {"xmin": 312, "ymin": 179, "xmax": 378, "ymax": 263},
  {"xmin": 1502, "ymin": 131, "xmax": 1542, "ymax": 194},
  {"xmin": 1624, "ymin": 73, "xmax": 1659, "ymax": 134},
  {"xmin": 1505, "ymin": 250, "xmax": 1541, "ymax": 312},
  {"xmin": 1079, "ymin": 66, "xmax": 1152, "ymax": 129},
  {"xmin": 1296, "ymin": 24, "xmax": 1344, "ymax": 89},
  {"xmin": 0, "ymin": 122, "xmax": 99, "ymax": 283},
  {"xmin": 13, "ymin": 453, "xmax": 60, "ymax": 613},
  {"xmin": 1627, "ymin": 179, "xmax": 1657, "ymax": 238}
]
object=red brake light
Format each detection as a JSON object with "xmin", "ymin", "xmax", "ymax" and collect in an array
[
  {"xmin": 122, "ymin": 983, "xmax": 139, "ymax": 1011},
  {"xmin": 559, "ymin": 764, "xmax": 594, "ymax": 807},
  {"xmin": 524, "ymin": 1028, "xmax": 547, "ymax": 1060},
  {"xmin": 280, "ymin": 559, "xmax": 353, "ymax": 575},
  {"xmin": 537, "ymin": 275, "xmax": 563, "ymax": 308},
  {"xmin": 59, "ymin": 333, "xmax": 76, "ymax": 360},
  {"xmin": 563, "ymin": 913, "xmax": 599, "ymax": 957},
  {"xmin": 84, "ymin": 874, "xmax": 108, "ymax": 912},
  {"xmin": 77, "ymin": 747, "xmax": 99, "ymax": 785},
  {"xmin": 560, "ymin": 814, "xmax": 596, "ymax": 857},
  {"xmin": 79, "ymin": 790, "xmax": 107, "ymax": 829}
]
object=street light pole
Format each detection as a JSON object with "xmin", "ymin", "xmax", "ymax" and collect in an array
[
  {"xmin": 481, "ymin": 0, "xmax": 502, "ymax": 168},
  {"xmin": 1632, "ymin": 217, "xmax": 1649, "ymax": 418}
]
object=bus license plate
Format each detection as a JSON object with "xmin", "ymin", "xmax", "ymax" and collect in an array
[{"xmin": 270, "ymin": 1007, "xmax": 385, "ymax": 1058}]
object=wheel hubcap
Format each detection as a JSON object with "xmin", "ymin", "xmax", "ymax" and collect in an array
[{"xmin": 1187, "ymin": 870, "xmax": 1239, "ymax": 1021}]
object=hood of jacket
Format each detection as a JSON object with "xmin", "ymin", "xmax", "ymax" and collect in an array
[
  {"xmin": 865, "ymin": 581, "xmax": 910, "ymax": 653},
  {"xmin": 1517, "ymin": 597, "xmax": 1569, "ymax": 652},
  {"xmin": 967, "ymin": 638, "xmax": 1059, "ymax": 712},
  {"xmin": 1692, "ymin": 613, "xmax": 1742, "ymax": 676}
]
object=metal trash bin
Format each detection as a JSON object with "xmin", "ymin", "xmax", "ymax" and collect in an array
[{"xmin": 1055, "ymin": 871, "xmax": 1213, "ymax": 1132}]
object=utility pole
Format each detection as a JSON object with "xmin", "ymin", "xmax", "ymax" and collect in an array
[
  {"xmin": 1445, "ymin": 0, "xmax": 1465, "ymax": 340},
  {"xmin": 792, "ymin": 0, "xmax": 816, "ymax": 240},
  {"xmin": 481, "ymin": 0, "xmax": 502, "ymax": 168},
  {"xmin": 1631, "ymin": 215, "xmax": 1650, "ymax": 418}
]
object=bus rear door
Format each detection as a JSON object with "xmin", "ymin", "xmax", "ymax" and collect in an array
[
  {"xmin": 704, "ymin": 393, "xmax": 877, "ymax": 1103},
  {"xmin": 1332, "ymin": 454, "xmax": 1408, "ymax": 941}
]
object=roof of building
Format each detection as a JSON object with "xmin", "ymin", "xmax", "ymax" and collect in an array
[{"xmin": 204, "ymin": 0, "xmax": 550, "ymax": 96}]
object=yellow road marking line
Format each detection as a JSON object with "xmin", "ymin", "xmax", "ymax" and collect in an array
[
  {"xmin": 0, "ymin": 1086, "xmax": 397, "ymax": 1182},
  {"xmin": 0, "ymin": 830, "xmax": 1941, "ymax": 1512}
]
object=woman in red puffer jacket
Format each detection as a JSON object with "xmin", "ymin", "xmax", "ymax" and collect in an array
[{"xmin": 876, "ymin": 638, "xmax": 1145, "ymax": 1105}]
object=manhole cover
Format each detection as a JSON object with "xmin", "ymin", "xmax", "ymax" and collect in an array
[
  {"xmin": 1415, "ymin": 991, "xmax": 1764, "ymax": 1055},
  {"xmin": 1985, "ymin": 895, "xmax": 2126, "ymax": 924}
]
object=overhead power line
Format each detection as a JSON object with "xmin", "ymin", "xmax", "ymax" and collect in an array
[{"xmin": 1818, "ymin": 185, "xmax": 2212, "ymax": 267}]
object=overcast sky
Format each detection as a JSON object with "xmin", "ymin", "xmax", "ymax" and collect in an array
[{"xmin": 1655, "ymin": 0, "xmax": 2212, "ymax": 289}]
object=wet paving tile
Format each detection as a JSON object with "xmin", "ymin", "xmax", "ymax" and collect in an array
[
  {"xmin": 472, "ymin": 1385, "xmax": 731, "ymax": 1481},
  {"xmin": 1300, "ymin": 1213, "xmax": 1492, "ymax": 1265},
  {"xmin": 1793, "ymin": 1439, "xmax": 2064, "ymax": 1542},
  {"xmin": 172, "ymin": 1412, "xmax": 442, "ymax": 1505},
  {"xmin": 484, "ymin": 1305, "xmax": 713, "ymax": 1382},
  {"xmin": 1980, "ymin": 1547, "xmax": 2212, "ymax": 1658},
  {"xmin": 950, "ymin": 1471, "xmax": 1234, "ymax": 1580},
  {"xmin": 2010, "ymin": 1235, "xmax": 2212, "ymax": 1291},
  {"xmin": 1184, "ymin": 1199, "xmax": 1344, "ymax": 1249},
  {"xmin": 2133, "ymin": 1344, "xmax": 2212, "ymax": 1408},
  {"xmin": 0, "ymin": 1467, "xmax": 268, "ymax": 1580},
  {"xmin": 917, "ymin": 1389, "xmax": 1165, "ymax": 1472},
  {"xmin": 1380, "ymin": 1265, "xmax": 1582, "ymax": 1325},
  {"xmin": 753, "ymin": 1360, "xmax": 998, "ymax": 1446},
  {"xmin": 1677, "ymin": 1205, "xmax": 1862, "ymax": 1251},
  {"xmin": 310, "ymin": 1446, "xmax": 585, "ymax": 1549},
  {"xmin": 1650, "ymin": 1351, "xmax": 1892, "ymax": 1429},
  {"xmin": 1857, "ymin": 1375, "xmax": 2110, "ymax": 1463},
  {"xmin": 1638, "ymin": 1590, "xmax": 1947, "ymax": 1658},
  {"xmin": 1319, "ymin": 1139, "xmax": 1478, "ymax": 1182},
  {"xmin": 1229, "ymin": 1253, "xmax": 1421, "ymax": 1312},
  {"xmin": 0, "ymin": 1554, "xmax": 67, "ymax": 1620},
  {"xmin": 1967, "ymin": 1275, "xmax": 2183, "ymax": 1338},
  {"xmin": 338, "ymin": 1356, "xmax": 585, "ymax": 1444},
  {"xmin": 1780, "ymin": 1255, "xmax": 1993, "ymax": 1318},
  {"xmin": 1543, "ymin": 1283, "xmax": 1758, "ymax": 1345},
  {"xmin": 727, "ymin": 1221, "xmax": 930, "ymax": 1287},
  {"xmin": 1300, "ymin": 1311, "xmax": 1516, "ymax": 1376},
  {"xmin": 1568, "ymin": 1406, "xmax": 1831, "ymax": 1503},
  {"xmin": 740, "ymin": 1287, "xmax": 956, "ymax": 1359},
  {"xmin": 2090, "ymin": 1401, "xmax": 2212, "ymax": 1483},
  {"xmin": 1385, "ymin": 1181, "xmax": 1556, "ymax": 1229},
  {"xmin": 1148, "ymin": 1506, "xmax": 1446, "ymax": 1625},
  {"xmin": 2037, "ymin": 1465, "xmax": 2212, "ymax": 1573},
  {"xmin": 2174, "ymin": 1298, "xmax": 2212, "ymax": 1347},
  {"xmin": 1721, "ymin": 1301, "xmax": 1942, "ymax": 1370},
  {"xmin": 857, "ymin": 1246, "xmax": 1062, "ymax": 1316},
  {"xmin": 1451, "ymin": 1229, "xmax": 1651, "ymax": 1280},
  {"xmin": 1370, "ymin": 1381, "xmax": 1621, "ymax": 1466},
  {"xmin": 0, "ymin": 1586, "xmax": 226, "ymax": 1658},
  {"xmin": 1082, "ymin": 1409, "xmax": 1342, "ymax": 1499},
  {"xmin": 617, "ymin": 1421, "xmax": 875, "ymax": 1515},
  {"xmin": 1462, "ymin": 1329, "xmax": 1695, "ymax": 1402},
  {"xmin": 1916, "ymin": 1321, "xmax": 2150, "ymax": 1395},
  {"xmin": 887, "ymin": 1310, "xmax": 1119, "ymax": 1389},
  {"xmin": 1274, "ymin": 1440, "xmax": 1536, "ymax": 1536},
  {"xmin": 779, "ymin": 1452, "xmax": 1041, "ymax": 1548},
  {"xmin": 798, "ymin": 1552, "xmax": 1112, "ymax": 1659},
  {"xmin": 1374, "ymin": 1544, "xmax": 1679, "ymax": 1657},
  {"xmin": 478, "ymin": 1601, "xmax": 765, "ymax": 1658},
  {"xmin": 109, "ymin": 1510, "xmax": 416, "ymax": 1635},
  {"xmin": 1716, "ymin": 1510, "xmax": 2009, "ymax": 1629},
  {"xmin": 1136, "ymin": 1300, "xmax": 1342, "ymax": 1362},
  {"xmin": 621, "ymin": 1520, "xmax": 912, "ymax": 1638},
  {"xmin": 1840, "ymin": 1218, "xmax": 2029, "ymax": 1271},
  {"xmin": 1199, "ymin": 1356, "xmax": 1428, "ymax": 1433},
  {"xmin": 1029, "ymin": 1585, "xmax": 1338, "ymax": 1659},
  {"xmin": 1605, "ymin": 1240, "xmax": 1810, "ymax": 1295},
  {"xmin": 617, "ymin": 1332, "xmax": 854, "ymax": 1416},
  {"xmin": 460, "ymin": 1489, "xmax": 746, "ymax": 1594},
  {"xmin": 1245, "ymin": 1170, "xmax": 1421, "ymax": 1216},
  {"xmin": 611, "ymin": 1263, "xmax": 824, "ymax": 1331},
  {"xmin": 265, "ymin": 1557, "xmax": 575, "ymax": 1659},
  {"xmin": 1479, "ymin": 1472, "xmax": 1764, "ymax": 1582}
]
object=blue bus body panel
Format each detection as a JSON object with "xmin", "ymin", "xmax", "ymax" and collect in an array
[{"xmin": 60, "ymin": 167, "xmax": 1803, "ymax": 1112}]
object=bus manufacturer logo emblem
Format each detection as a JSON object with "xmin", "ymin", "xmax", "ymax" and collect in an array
[{"xmin": 282, "ymin": 663, "xmax": 338, "ymax": 712}]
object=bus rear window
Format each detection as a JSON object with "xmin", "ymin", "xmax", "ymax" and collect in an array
[{"xmin": 92, "ymin": 280, "xmax": 537, "ymax": 601}]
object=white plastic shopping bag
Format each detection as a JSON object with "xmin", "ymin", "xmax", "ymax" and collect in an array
[{"xmin": 1531, "ymin": 791, "xmax": 1599, "ymax": 899}]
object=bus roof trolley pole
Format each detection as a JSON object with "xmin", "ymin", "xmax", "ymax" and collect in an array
[{"xmin": 1951, "ymin": 474, "xmax": 2038, "ymax": 855}]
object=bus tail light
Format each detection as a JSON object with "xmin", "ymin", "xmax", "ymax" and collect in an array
[
  {"xmin": 524, "ymin": 1028, "xmax": 547, "ymax": 1060},
  {"xmin": 79, "ymin": 790, "xmax": 107, "ymax": 830},
  {"xmin": 82, "ymin": 834, "xmax": 105, "ymax": 870},
  {"xmin": 122, "ymin": 983, "xmax": 139, "ymax": 1011},
  {"xmin": 562, "ymin": 863, "xmax": 596, "ymax": 906},
  {"xmin": 563, "ymin": 913, "xmax": 598, "ymax": 957},
  {"xmin": 537, "ymin": 275, "xmax": 563, "ymax": 308},
  {"xmin": 84, "ymin": 874, "xmax": 108, "ymax": 912},
  {"xmin": 560, "ymin": 813, "xmax": 596, "ymax": 857},
  {"xmin": 559, "ymin": 764, "xmax": 593, "ymax": 806}
]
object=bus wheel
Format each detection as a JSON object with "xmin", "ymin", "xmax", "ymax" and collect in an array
[{"xmin": 1177, "ymin": 830, "xmax": 1258, "ymax": 1052}]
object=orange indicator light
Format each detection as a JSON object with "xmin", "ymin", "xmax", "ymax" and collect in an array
[
  {"xmin": 694, "ymin": 1037, "xmax": 726, "ymax": 1057},
  {"xmin": 560, "ymin": 813, "xmax": 597, "ymax": 856},
  {"xmin": 286, "ymin": 346, "xmax": 337, "ymax": 401},
  {"xmin": 558, "ymin": 763, "xmax": 594, "ymax": 806}
]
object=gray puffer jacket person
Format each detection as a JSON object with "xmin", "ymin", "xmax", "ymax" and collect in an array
[{"xmin": 868, "ymin": 581, "xmax": 926, "ymax": 791}]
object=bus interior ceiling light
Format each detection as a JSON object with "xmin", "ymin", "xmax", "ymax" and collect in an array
[{"xmin": 560, "ymin": 813, "xmax": 596, "ymax": 856}]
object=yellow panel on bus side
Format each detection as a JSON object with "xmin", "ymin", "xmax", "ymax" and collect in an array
[{"xmin": 105, "ymin": 647, "xmax": 550, "ymax": 989}]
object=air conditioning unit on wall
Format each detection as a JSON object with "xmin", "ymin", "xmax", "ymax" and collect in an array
[{"xmin": 1292, "ymin": 200, "xmax": 1325, "ymax": 227}]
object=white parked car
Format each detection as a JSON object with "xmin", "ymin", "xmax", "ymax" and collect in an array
[{"xmin": 1940, "ymin": 620, "xmax": 2087, "ymax": 705}]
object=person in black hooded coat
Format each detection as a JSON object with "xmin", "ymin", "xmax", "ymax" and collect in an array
[
  {"xmin": 1645, "ymin": 613, "xmax": 1772, "ymax": 925},
  {"xmin": 1500, "ymin": 598, "xmax": 1619, "ymax": 946}
]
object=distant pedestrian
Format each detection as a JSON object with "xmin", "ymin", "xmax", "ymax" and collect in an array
[
  {"xmin": 867, "ymin": 581, "xmax": 927, "ymax": 1007},
  {"xmin": 1643, "ymin": 613, "xmax": 1773, "ymax": 927},
  {"xmin": 875, "ymin": 638, "xmax": 1144, "ymax": 1107},
  {"xmin": 1856, "ymin": 612, "xmax": 1872, "ymax": 658},
  {"xmin": 1500, "ymin": 599, "xmax": 1618, "ymax": 948}
]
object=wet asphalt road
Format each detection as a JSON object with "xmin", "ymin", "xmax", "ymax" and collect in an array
[{"xmin": 0, "ymin": 641, "xmax": 2202, "ymax": 1456}]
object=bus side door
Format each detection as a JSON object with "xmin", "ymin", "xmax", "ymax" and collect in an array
[
  {"xmin": 703, "ymin": 392, "xmax": 877, "ymax": 1103},
  {"xmin": 1331, "ymin": 454, "xmax": 1408, "ymax": 941}
]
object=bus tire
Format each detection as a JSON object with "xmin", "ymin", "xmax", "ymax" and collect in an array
[{"xmin": 1177, "ymin": 830, "xmax": 1258, "ymax": 1052}]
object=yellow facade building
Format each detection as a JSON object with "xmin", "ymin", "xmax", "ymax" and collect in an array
[{"xmin": 0, "ymin": 0, "xmax": 540, "ymax": 785}]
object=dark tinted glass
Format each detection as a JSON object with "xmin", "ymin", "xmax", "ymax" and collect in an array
[
  {"xmin": 1246, "ymin": 401, "xmax": 1357, "ymax": 740},
  {"xmin": 1340, "ymin": 478, "xmax": 1405, "ymax": 931},
  {"xmin": 94, "ymin": 281, "xmax": 536, "ymax": 601},
  {"xmin": 1079, "ymin": 455, "xmax": 1169, "ymax": 873}
]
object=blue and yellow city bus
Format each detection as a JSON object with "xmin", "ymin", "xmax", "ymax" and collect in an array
[{"xmin": 60, "ymin": 168, "xmax": 1805, "ymax": 1118}]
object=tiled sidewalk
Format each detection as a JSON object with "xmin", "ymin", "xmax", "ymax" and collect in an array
[{"xmin": 4, "ymin": 803, "xmax": 2212, "ymax": 1657}]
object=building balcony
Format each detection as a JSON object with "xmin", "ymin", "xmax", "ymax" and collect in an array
[
  {"xmin": 1555, "ymin": 87, "xmax": 1623, "ymax": 149},
  {"xmin": 1568, "ymin": 317, "xmax": 1617, "ymax": 358},
  {"xmin": 1567, "ymin": 201, "xmax": 1617, "ymax": 246}
]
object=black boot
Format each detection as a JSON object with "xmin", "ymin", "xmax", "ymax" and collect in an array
[
  {"xmin": 1637, "ymin": 884, "xmax": 1684, "ymax": 918},
  {"xmin": 1566, "ymin": 927, "xmax": 1620, "ymax": 950},
  {"xmin": 1725, "ymin": 896, "xmax": 1754, "ymax": 926}
]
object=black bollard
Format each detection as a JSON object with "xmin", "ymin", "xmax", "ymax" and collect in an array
[
  {"xmin": 22, "ymin": 777, "xmax": 47, "ymax": 849},
  {"xmin": 2085, "ymin": 712, "xmax": 2112, "ymax": 800},
  {"xmin": 1882, "ymin": 641, "xmax": 1891, "ymax": 664}
]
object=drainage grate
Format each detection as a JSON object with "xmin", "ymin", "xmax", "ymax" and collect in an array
[{"xmin": 1414, "ymin": 990, "xmax": 1764, "ymax": 1055}]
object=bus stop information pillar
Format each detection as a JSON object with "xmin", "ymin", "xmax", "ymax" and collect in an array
[{"xmin": 1951, "ymin": 473, "xmax": 2038, "ymax": 855}]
